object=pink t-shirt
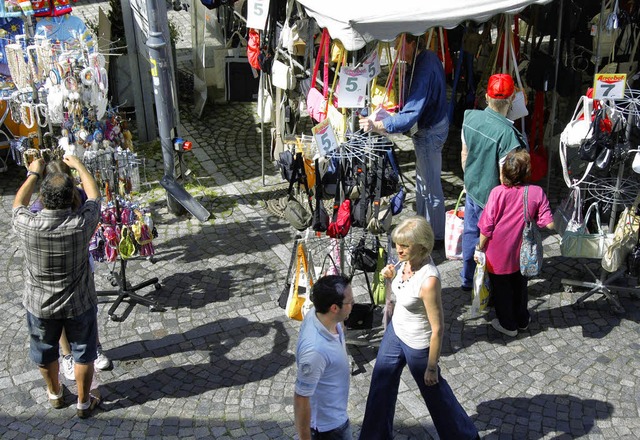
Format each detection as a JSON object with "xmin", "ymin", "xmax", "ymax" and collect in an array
[{"xmin": 478, "ymin": 184, "xmax": 553, "ymax": 274}]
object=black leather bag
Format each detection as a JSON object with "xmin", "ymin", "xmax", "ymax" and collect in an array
[
  {"xmin": 352, "ymin": 236, "xmax": 379, "ymax": 273},
  {"xmin": 627, "ymin": 242, "xmax": 640, "ymax": 277},
  {"xmin": 344, "ymin": 304, "xmax": 374, "ymax": 329}
]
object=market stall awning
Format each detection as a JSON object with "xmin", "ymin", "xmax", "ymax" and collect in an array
[{"xmin": 297, "ymin": 0, "xmax": 554, "ymax": 51}]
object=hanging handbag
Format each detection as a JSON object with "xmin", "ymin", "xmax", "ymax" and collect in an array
[
  {"xmin": 352, "ymin": 235, "xmax": 379, "ymax": 273},
  {"xmin": 285, "ymin": 242, "xmax": 313, "ymax": 321},
  {"xmin": 306, "ymin": 29, "xmax": 330, "ymax": 123},
  {"xmin": 312, "ymin": 159, "xmax": 329, "ymax": 232},
  {"xmin": 554, "ymin": 187, "xmax": 584, "ymax": 237},
  {"xmin": 627, "ymin": 240, "xmax": 640, "ymax": 277},
  {"xmin": 445, "ymin": 189, "xmax": 465, "ymax": 260},
  {"xmin": 520, "ymin": 186, "xmax": 543, "ymax": 277},
  {"xmin": 371, "ymin": 245, "xmax": 388, "ymax": 305},
  {"xmin": 561, "ymin": 202, "xmax": 615, "ymax": 259},
  {"xmin": 326, "ymin": 159, "xmax": 352, "ymax": 238},
  {"xmin": 278, "ymin": 236, "xmax": 300, "ymax": 309},
  {"xmin": 386, "ymin": 149, "xmax": 406, "ymax": 215},
  {"xmin": 602, "ymin": 196, "xmax": 640, "ymax": 272},
  {"xmin": 271, "ymin": 56, "xmax": 296, "ymax": 90}
]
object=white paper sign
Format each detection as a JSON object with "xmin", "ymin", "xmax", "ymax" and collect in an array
[
  {"xmin": 593, "ymin": 73, "xmax": 627, "ymax": 100},
  {"xmin": 336, "ymin": 67, "xmax": 368, "ymax": 108},
  {"xmin": 247, "ymin": 0, "xmax": 270, "ymax": 31},
  {"xmin": 312, "ymin": 118, "xmax": 338, "ymax": 156},
  {"xmin": 363, "ymin": 49, "xmax": 381, "ymax": 79}
]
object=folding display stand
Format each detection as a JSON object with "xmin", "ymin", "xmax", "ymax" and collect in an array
[
  {"xmin": 561, "ymin": 91, "xmax": 640, "ymax": 312},
  {"xmin": 95, "ymin": 154, "xmax": 165, "ymax": 321},
  {"xmin": 561, "ymin": 166, "xmax": 640, "ymax": 313}
]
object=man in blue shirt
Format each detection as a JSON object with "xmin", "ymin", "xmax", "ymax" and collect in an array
[
  {"xmin": 294, "ymin": 275, "xmax": 353, "ymax": 440},
  {"xmin": 360, "ymin": 33, "xmax": 449, "ymax": 246}
]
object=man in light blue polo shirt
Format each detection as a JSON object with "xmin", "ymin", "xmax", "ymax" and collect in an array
[{"xmin": 294, "ymin": 275, "xmax": 354, "ymax": 440}]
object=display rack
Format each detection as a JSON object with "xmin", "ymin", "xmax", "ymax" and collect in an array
[
  {"xmin": 561, "ymin": 91, "xmax": 640, "ymax": 313},
  {"xmin": 94, "ymin": 152, "xmax": 165, "ymax": 321}
]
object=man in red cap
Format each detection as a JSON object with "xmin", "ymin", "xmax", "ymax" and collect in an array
[{"xmin": 459, "ymin": 73, "xmax": 527, "ymax": 291}]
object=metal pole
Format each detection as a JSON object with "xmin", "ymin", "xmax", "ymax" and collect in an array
[
  {"xmin": 546, "ymin": 0, "xmax": 564, "ymax": 193},
  {"xmin": 145, "ymin": 0, "xmax": 176, "ymax": 179},
  {"xmin": 145, "ymin": 0, "xmax": 210, "ymax": 221}
]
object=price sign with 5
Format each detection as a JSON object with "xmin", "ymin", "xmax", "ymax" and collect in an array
[
  {"xmin": 363, "ymin": 48, "xmax": 381, "ymax": 80},
  {"xmin": 247, "ymin": 0, "xmax": 270, "ymax": 30},
  {"xmin": 336, "ymin": 66, "xmax": 368, "ymax": 108},
  {"xmin": 312, "ymin": 118, "xmax": 339, "ymax": 156}
]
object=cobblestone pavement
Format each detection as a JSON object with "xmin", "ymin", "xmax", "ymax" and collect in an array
[{"xmin": 0, "ymin": 2, "xmax": 639, "ymax": 439}]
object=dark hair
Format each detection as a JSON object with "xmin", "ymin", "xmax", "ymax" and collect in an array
[
  {"xmin": 501, "ymin": 149, "xmax": 531, "ymax": 187},
  {"xmin": 45, "ymin": 160, "xmax": 72, "ymax": 177},
  {"xmin": 311, "ymin": 275, "xmax": 351, "ymax": 314},
  {"xmin": 41, "ymin": 172, "xmax": 75, "ymax": 209}
]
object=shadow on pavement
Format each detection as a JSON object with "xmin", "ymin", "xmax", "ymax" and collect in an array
[
  {"xmin": 102, "ymin": 317, "xmax": 294, "ymax": 411},
  {"xmin": 475, "ymin": 394, "xmax": 614, "ymax": 438}
]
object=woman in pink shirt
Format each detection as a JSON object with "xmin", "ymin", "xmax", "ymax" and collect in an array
[{"xmin": 476, "ymin": 149, "xmax": 554, "ymax": 337}]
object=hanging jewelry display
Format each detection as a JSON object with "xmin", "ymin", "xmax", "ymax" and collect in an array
[{"xmin": 5, "ymin": 43, "xmax": 31, "ymax": 91}]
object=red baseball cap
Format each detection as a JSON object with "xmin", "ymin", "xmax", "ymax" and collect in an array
[{"xmin": 487, "ymin": 74, "xmax": 515, "ymax": 99}]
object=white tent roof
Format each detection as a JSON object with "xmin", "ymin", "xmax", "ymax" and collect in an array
[{"xmin": 297, "ymin": 0, "xmax": 554, "ymax": 51}]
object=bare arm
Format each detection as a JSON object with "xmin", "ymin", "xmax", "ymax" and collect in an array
[
  {"xmin": 477, "ymin": 233, "xmax": 489, "ymax": 251},
  {"xmin": 461, "ymin": 141, "xmax": 468, "ymax": 172},
  {"xmin": 420, "ymin": 276, "xmax": 444, "ymax": 386},
  {"xmin": 294, "ymin": 393, "xmax": 312, "ymax": 440},
  {"xmin": 545, "ymin": 221, "xmax": 555, "ymax": 231},
  {"xmin": 13, "ymin": 159, "xmax": 45, "ymax": 208},
  {"xmin": 63, "ymin": 155, "xmax": 100, "ymax": 200}
]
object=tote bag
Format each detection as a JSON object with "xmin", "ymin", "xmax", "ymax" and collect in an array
[
  {"xmin": 561, "ymin": 202, "xmax": 614, "ymax": 259},
  {"xmin": 445, "ymin": 189, "xmax": 465, "ymax": 260}
]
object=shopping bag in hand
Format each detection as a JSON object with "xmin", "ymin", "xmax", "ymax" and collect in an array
[{"xmin": 470, "ymin": 260, "xmax": 491, "ymax": 318}]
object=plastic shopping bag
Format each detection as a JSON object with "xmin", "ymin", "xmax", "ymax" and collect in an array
[{"xmin": 470, "ymin": 260, "xmax": 491, "ymax": 318}]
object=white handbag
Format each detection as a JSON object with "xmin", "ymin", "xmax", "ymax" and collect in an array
[
  {"xmin": 272, "ymin": 57, "xmax": 297, "ymax": 90},
  {"xmin": 560, "ymin": 96, "xmax": 594, "ymax": 147},
  {"xmin": 561, "ymin": 202, "xmax": 614, "ymax": 259}
]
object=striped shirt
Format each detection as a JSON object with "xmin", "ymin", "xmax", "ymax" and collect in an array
[{"xmin": 12, "ymin": 200, "xmax": 101, "ymax": 319}]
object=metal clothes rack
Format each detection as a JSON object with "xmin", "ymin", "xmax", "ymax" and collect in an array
[
  {"xmin": 94, "ymin": 152, "xmax": 164, "ymax": 321},
  {"xmin": 561, "ymin": 91, "xmax": 640, "ymax": 313}
]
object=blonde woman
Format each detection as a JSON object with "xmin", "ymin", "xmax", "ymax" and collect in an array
[{"xmin": 359, "ymin": 217, "xmax": 478, "ymax": 440}]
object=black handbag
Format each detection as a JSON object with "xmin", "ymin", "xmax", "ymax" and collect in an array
[
  {"xmin": 579, "ymin": 110, "xmax": 610, "ymax": 162},
  {"xmin": 627, "ymin": 242, "xmax": 640, "ymax": 277},
  {"xmin": 312, "ymin": 159, "xmax": 330, "ymax": 232},
  {"xmin": 352, "ymin": 235, "xmax": 379, "ymax": 273},
  {"xmin": 344, "ymin": 303, "xmax": 374, "ymax": 330}
]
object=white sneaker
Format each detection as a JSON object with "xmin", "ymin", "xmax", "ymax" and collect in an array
[
  {"xmin": 61, "ymin": 355, "xmax": 75, "ymax": 381},
  {"xmin": 491, "ymin": 318, "xmax": 518, "ymax": 337},
  {"xmin": 94, "ymin": 346, "xmax": 111, "ymax": 370}
]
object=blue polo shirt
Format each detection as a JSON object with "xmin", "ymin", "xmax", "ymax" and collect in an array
[
  {"xmin": 295, "ymin": 308, "xmax": 350, "ymax": 432},
  {"xmin": 383, "ymin": 50, "xmax": 448, "ymax": 133}
]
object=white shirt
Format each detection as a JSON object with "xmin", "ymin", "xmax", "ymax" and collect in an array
[{"xmin": 391, "ymin": 258, "xmax": 440, "ymax": 350}]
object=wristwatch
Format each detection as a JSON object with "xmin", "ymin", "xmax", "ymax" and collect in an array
[{"xmin": 26, "ymin": 170, "xmax": 41, "ymax": 181}]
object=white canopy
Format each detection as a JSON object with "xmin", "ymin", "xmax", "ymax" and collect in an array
[{"xmin": 297, "ymin": 0, "xmax": 554, "ymax": 51}]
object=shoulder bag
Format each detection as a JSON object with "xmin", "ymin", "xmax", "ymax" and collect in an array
[{"xmin": 520, "ymin": 186, "xmax": 543, "ymax": 277}]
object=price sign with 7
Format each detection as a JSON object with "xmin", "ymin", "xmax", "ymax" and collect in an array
[
  {"xmin": 593, "ymin": 73, "xmax": 626, "ymax": 100},
  {"xmin": 363, "ymin": 48, "xmax": 381, "ymax": 80},
  {"xmin": 312, "ymin": 118, "xmax": 339, "ymax": 156},
  {"xmin": 336, "ymin": 67, "xmax": 368, "ymax": 108},
  {"xmin": 247, "ymin": 0, "xmax": 270, "ymax": 30}
]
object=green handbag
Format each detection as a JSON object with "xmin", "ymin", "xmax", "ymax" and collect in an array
[{"xmin": 372, "ymin": 245, "xmax": 387, "ymax": 305}]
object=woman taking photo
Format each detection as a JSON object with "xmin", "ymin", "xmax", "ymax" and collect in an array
[
  {"xmin": 359, "ymin": 216, "xmax": 478, "ymax": 440},
  {"xmin": 475, "ymin": 149, "xmax": 554, "ymax": 337}
]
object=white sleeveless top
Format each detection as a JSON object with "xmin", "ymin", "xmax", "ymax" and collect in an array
[{"xmin": 391, "ymin": 257, "xmax": 440, "ymax": 350}]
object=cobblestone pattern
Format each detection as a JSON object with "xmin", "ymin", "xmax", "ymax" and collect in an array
[{"xmin": 0, "ymin": 1, "xmax": 639, "ymax": 439}]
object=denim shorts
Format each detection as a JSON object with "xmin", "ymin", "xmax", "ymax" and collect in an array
[{"xmin": 27, "ymin": 306, "xmax": 98, "ymax": 366}]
